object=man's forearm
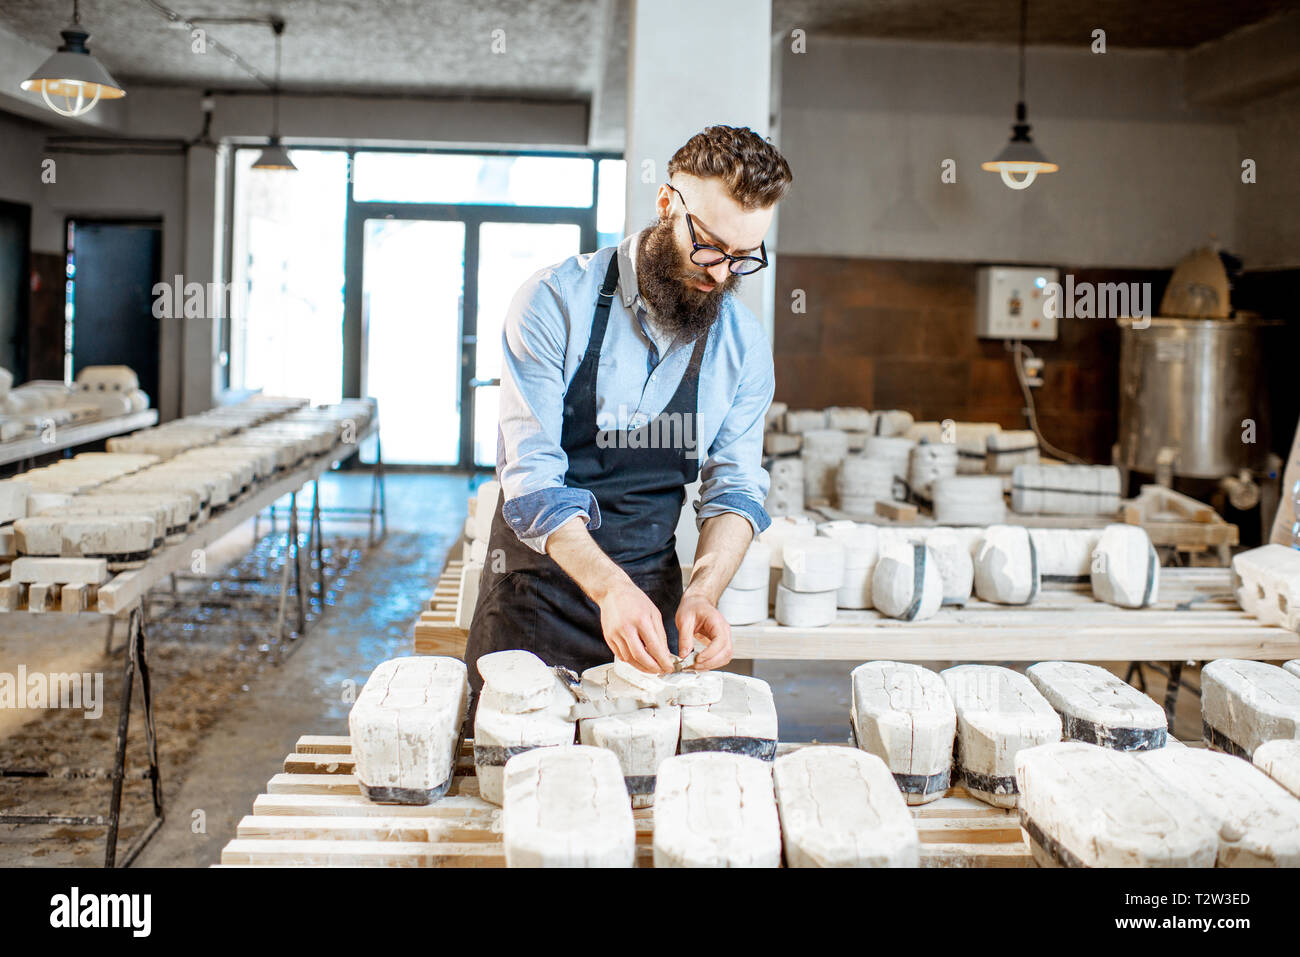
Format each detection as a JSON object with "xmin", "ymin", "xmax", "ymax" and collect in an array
[
  {"xmin": 544, "ymin": 515, "xmax": 632, "ymax": 604},
  {"xmin": 686, "ymin": 512, "xmax": 754, "ymax": 605}
]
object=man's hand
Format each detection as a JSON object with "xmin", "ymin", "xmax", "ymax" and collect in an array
[
  {"xmin": 595, "ymin": 578, "xmax": 675, "ymax": 674},
  {"xmin": 675, "ymin": 592, "xmax": 733, "ymax": 671}
]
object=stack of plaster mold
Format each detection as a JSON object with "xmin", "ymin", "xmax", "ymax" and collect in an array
[
  {"xmin": 861, "ymin": 435, "xmax": 915, "ymax": 493},
  {"xmin": 776, "ymin": 537, "xmax": 844, "ymax": 627},
  {"xmin": 817, "ymin": 520, "xmax": 878, "ymax": 609},
  {"xmin": 908, "ymin": 441, "xmax": 958, "ymax": 501},
  {"xmin": 1201, "ymin": 659, "xmax": 1300, "ymax": 759},
  {"xmin": 931, "ymin": 475, "xmax": 1006, "ymax": 525},
  {"xmin": 759, "ymin": 514, "xmax": 816, "ymax": 599},
  {"xmin": 472, "ymin": 650, "xmax": 576, "ymax": 806},
  {"xmin": 764, "ymin": 457, "xmax": 804, "ymax": 517},
  {"xmin": 1231, "ymin": 544, "xmax": 1300, "ymax": 633},
  {"xmin": 836, "ymin": 455, "xmax": 895, "ymax": 513},
  {"xmin": 799, "ymin": 428, "xmax": 849, "ymax": 506},
  {"xmin": 653, "ymin": 751, "xmax": 781, "ymax": 867},
  {"xmin": 851, "ymin": 661, "xmax": 956, "ymax": 805},
  {"xmin": 1015, "ymin": 742, "xmax": 1221, "ymax": 867},
  {"xmin": 825, "ymin": 406, "xmax": 872, "ymax": 452},
  {"xmin": 73, "ymin": 365, "xmax": 150, "ymax": 417},
  {"xmin": 0, "ymin": 379, "xmax": 102, "ymax": 435},
  {"xmin": 905, "ymin": 421, "xmax": 1002, "ymax": 474},
  {"xmin": 866, "ymin": 409, "xmax": 914, "ymax": 437},
  {"xmin": 577, "ymin": 662, "xmax": 709, "ymax": 807},
  {"xmin": 1026, "ymin": 661, "xmax": 1168, "ymax": 751},
  {"xmin": 985, "ymin": 429, "xmax": 1039, "ymax": 472},
  {"xmin": 782, "ymin": 408, "xmax": 827, "ymax": 434},
  {"xmin": 679, "ymin": 671, "xmax": 778, "ymax": 761},
  {"xmin": 871, "ymin": 538, "xmax": 943, "ymax": 621},
  {"xmin": 942, "ymin": 664, "xmax": 1062, "ymax": 807},
  {"xmin": 717, "ymin": 539, "xmax": 771, "ymax": 625},
  {"xmin": 1090, "ymin": 523, "xmax": 1159, "ymax": 608},
  {"xmin": 503, "ymin": 745, "xmax": 637, "ymax": 867},
  {"xmin": 973, "ymin": 524, "xmax": 1040, "ymax": 605},
  {"xmin": 348, "ymin": 655, "xmax": 469, "ymax": 805},
  {"xmin": 1011, "ymin": 464, "xmax": 1121, "ymax": 516},
  {"xmin": 774, "ymin": 746, "xmax": 920, "ymax": 867}
]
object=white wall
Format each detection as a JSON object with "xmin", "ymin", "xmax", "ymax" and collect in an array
[
  {"xmin": 1235, "ymin": 85, "xmax": 1300, "ymax": 269},
  {"xmin": 776, "ymin": 36, "xmax": 1242, "ymax": 269}
]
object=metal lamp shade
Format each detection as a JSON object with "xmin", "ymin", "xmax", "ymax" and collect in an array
[
  {"xmin": 981, "ymin": 134, "xmax": 1057, "ymax": 190},
  {"xmin": 21, "ymin": 26, "xmax": 125, "ymax": 117},
  {"xmin": 251, "ymin": 139, "xmax": 298, "ymax": 171}
]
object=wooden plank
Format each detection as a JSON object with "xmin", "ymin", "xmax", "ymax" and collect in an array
[
  {"xmin": 0, "ymin": 579, "xmax": 24, "ymax": 612},
  {"xmin": 875, "ymin": 500, "xmax": 919, "ymax": 522},
  {"xmin": 60, "ymin": 583, "xmax": 89, "ymax": 614},
  {"xmin": 295, "ymin": 735, "xmax": 352, "ymax": 754}
]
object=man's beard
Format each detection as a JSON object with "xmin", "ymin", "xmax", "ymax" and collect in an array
[{"xmin": 637, "ymin": 217, "xmax": 741, "ymax": 340}]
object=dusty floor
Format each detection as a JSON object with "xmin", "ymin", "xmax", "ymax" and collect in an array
[{"xmin": 1, "ymin": 470, "xmax": 1206, "ymax": 867}]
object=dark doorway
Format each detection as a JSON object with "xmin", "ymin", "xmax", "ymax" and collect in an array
[
  {"xmin": 0, "ymin": 200, "xmax": 31, "ymax": 381},
  {"xmin": 67, "ymin": 219, "xmax": 162, "ymax": 403}
]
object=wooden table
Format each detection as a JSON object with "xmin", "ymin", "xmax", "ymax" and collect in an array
[
  {"xmin": 218, "ymin": 735, "xmax": 1031, "ymax": 868},
  {"xmin": 729, "ymin": 568, "xmax": 1299, "ymax": 662}
]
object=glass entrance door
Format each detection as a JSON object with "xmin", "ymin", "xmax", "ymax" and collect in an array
[{"xmin": 360, "ymin": 218, "xmax": 466, "ymax": 465}]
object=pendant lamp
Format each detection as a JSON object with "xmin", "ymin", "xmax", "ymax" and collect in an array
[
  {"xmin": 21, "ymin": 0, "xmax": 125, "ymax": 118},
  {"xmin": 981, "ymin": 0, "xmax": 1057, "ymax": 190},
  {"xmin": 252, "ymin": 19, "xmax": 296, "ymax": 171}
]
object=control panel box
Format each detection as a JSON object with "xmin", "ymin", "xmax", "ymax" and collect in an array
[{"xmin": 976, "ymin": 265, "xmax": 1060, "ymax": 340}]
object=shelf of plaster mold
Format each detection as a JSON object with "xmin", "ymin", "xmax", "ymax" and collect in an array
[
  {"xmin": 728, "ymin": 568, "xmax": 1300, "ymax": 662},
  {"xmin": 0, "ymin": 410, "xmax": 160, "ymax": 469}
]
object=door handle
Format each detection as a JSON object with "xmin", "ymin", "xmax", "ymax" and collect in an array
[{"xmin": 469, "ymin": 378, "xmax": 501, "ymax": 388}]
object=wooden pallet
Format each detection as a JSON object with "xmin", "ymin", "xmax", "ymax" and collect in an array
[
  {"xmin": 414, "ymin": 559, "xmax": 468, "ymax": 655},
  {"xmin": 219, "ymin": 735, "xmax": 1031, "ymax": 868},
  {"xmin": 1122, "ymin": 484, "xmax": 1238, "ymax": 560}
]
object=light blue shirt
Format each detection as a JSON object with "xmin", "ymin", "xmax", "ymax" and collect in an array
[{"xmin": 496, "ymin": 229, "xmax": 774, "ymax": 554}]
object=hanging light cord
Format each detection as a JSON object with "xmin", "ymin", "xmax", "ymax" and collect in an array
[
  {"xmin": 271, "ymin": 21, "xmax": 283, "ymax": 138},
  {"xmin": 1017, "ymin": 0, "xmax": 1027, "ymax": 105}
]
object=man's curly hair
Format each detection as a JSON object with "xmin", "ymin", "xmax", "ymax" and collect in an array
[{"xmin": 667, "ymin": 125, "xmax": 793, "ymax": 210}]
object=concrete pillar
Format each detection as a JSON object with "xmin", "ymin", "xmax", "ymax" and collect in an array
[{"xmin": 624, "ymin": 0, "xmax": 777, "ymax": 341}]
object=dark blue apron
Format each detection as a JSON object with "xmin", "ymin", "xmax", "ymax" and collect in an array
[{"xmin": 465, "ymin": 252, "xmax": 708, "ymax": 691}]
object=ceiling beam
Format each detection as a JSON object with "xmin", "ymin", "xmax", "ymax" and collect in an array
[{"xmin": 1184, "ymin": 9, "xmax": 1300, "ymax": 106}]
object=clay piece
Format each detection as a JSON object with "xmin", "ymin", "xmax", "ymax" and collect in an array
[
  {"xmin": 851, "ymin": 661, "xmax": 956, "ymax": 804},
  {"xmin": 652, "ymin": 752, "xmax": 781, "ymax": 868},
  {"xmin": 1090, "ymin": 523, "xmax": 1159, "ymax": 608},
  {"xmin": 943, "ymin": 664, "xmax": 1062, "ymax": 807},
  {"xmin": 774, "ymin": 746, "xmax": 919, "ymax": 867},
  {"xmin": 680, "ymin": 672, "xmax": 778, "ymax": 761},
  {"xmin": 1015, "ymin": 742, "xmax": 1218, "ymax": 867},
  {"xmin": 349, "ymin": 656, "xmax": 469, "ymax": 805},
  {"xmin": 973, "ymin": 524, "xmax": 1040, "ymax": 605},
  {"xmin": 1201, "ymin": 658, "xmax": 1300, "ymax": 758},
  {"xmin": 1027, "ymin": 661, "xmax": 1167, "ymax": 751},
  {"xmin": 502, "ymin": 745, "xmax": 636, "ymax": 867}
]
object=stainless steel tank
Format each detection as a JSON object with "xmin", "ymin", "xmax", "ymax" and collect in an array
[{"xmin": 1117, "ymin": 317, "xmax": 1275, "ymax": 479}]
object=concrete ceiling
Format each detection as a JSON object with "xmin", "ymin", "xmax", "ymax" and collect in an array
[{"xmin": 0, "ymin": 0, "xmax": 1289, "ymax": 146}]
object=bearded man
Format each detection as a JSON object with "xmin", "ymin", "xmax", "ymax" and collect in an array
[{"xmin": 466, "ymin": 125, "xmax": 792, "ymax": 690}]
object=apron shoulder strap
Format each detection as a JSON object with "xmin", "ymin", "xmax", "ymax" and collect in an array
[{"xmin": 583, "ymin": 253, "xmax": 620, "ymax": 363}]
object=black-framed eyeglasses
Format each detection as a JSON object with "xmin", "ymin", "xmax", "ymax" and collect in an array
[{"xmin": 666, "ymin": 184, "xmax": 768, "ymax": 275}]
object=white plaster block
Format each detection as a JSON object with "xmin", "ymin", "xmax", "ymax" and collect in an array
[
  {"xmin": 477, "ymin": 650, "xmax": 557, "ymax": 713},
  {"xmin": 774, "ymin": 582, "xmax": 837, "ymax": 627},
  {"xmin": 909, "ymin": 442, "xmax": 958, "ymax": 500},
  {"xmin": 784, "ymin": 409, "xmax": 828, "ymax": 433},
  {"xmin": 349, "ymin": 656, "xmax": 469, "ymax": 804},
  {"xmin": 861, "ymin": 436, "xmax": 915, "ymax": 485},
  {"xmin": 502, "ymin": 745, "xmax": 635, "ymax": 867},
  {"xmin": 1027, "ymin": 661, "xmax": 1167, "ymax": 750},
  {"xmin": 932, "ymin": 475, "xmax": 1006, "ymax": 525},
  {"xmin": 764, "ymin": 401, "xmax": 787, "ymax": 430},
  {"xmin": 1287, "ymin": 660, "xmax": 1300, "ymax": 680},
  {"xmin": 1201, "ymin": 659, "xmax": 1300, "ymax": 758},
  {"xmin": 1253, "ymin": 739, "xmax": 1300, "ymax": 799},
  {"xmin": 835, "ymin": 564, "xmax": 874, "ymax": 610},
  {"xmin": 1091, "ymin": 524, "xmax": 1159, "ymax": 608},
  {"xmin": 871, "ymin": 541, "xmax": 943, "ymax": 621},
  {"xmin": 974, "ymin": 524, "xmax": 1040, "ymax": 605},
  {"xmin": 782, "ymin": 537, "xmax": 845, "ymax": 593},
  {"xmin": 775, "ymin": 746, "xmax": 919, "ymax": 867},
  {"xmin": 986, "ymin": 430, "xmax": 1039, "ymax": 472},
  {"xmin": 730, "ymin": 539, "xmax": 771, "ymax": 590},
  {"xmin": 1011, "ymin": 464, "xmax": 1121, "ymax": 516},
  {"xmin": 1029, "ymin": 528, "xmax": 1103, "ymax": 583},
  {"xmin": 925, "ymin": 531, "xmax": 973, "ymax": 605},
  {"xmin": 653, "ymin": 752, "xmax": 781, "ymax": 868},
  {"xmin": 580, "ymin": 704, "xmax": 681, "ymax": 807},
  {"xmin": 474, "ymin": 480, "xmax": 500, "ymax": 544},
  {"xmin": 0, "ymin": 479, "xmax": 29, "ymax": 523},
  {"xmin": 680, "ymin": 672, "xmax": 778, "ymax": 759},
  {"xmin": 801, "ymin": 428, "xmax": 849, "ymax": 460},
  {"xmin": 825, "ymin": 407, "xmax": 872, "ymax": 431},
  {"xmin": 1232, "ymin": 544, "xmax": 1300, "ymax": 630},
  {"xmin": 759, "ymin": 515, "xmax": 816, "ymax": 567},
  {"xmin": 837, "ymin": 456, "xmax": 896, "ymax": 507},
  {"xmin": 851, "ymin": 661, "xmax": 956, "ymax": 804},
  {"xmin": 1015, "ymin": 741, "xmax": 1219, "ymax": 867},
  {"xmin": 75, "ymin": 365, "xmax": 139, "ymax": 393},
  {"xmin": 868, "ymin": 410, "xmax": 914, "ymax": 437},
  {"xmin": 14, "ymin": 515, "xmax": 157, "ymax": 563},
  {"xmin": 718, "ymin": 584, "xmax": 769, "ymax": 625},
  {"xmin": 1140, "ymin": 746, "xmax": 1300, "ymax": 866},
  {"xmin": 10, "ymin": 557, "xmax": 109, "ymax": 585},
  {"xmin": 659, "ymin": 671, "xmax": 724, "ymax": 707},
  {"xmin": 764, "ymin": 432, "xmax": 802, "ymax": 455},
  {"xmin": 943, "ymin": 665, "xmax": 1062, "ymax": 807},
  {"xmin": 473, "ymin": 683, "xmax": 576, "ymax": 807},
  {"xmin": 455, "ymin": 561, "xmax": 481, "ymax": 630}
]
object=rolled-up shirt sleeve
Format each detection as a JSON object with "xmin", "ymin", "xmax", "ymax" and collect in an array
[
  {"xmin": 496, "ymin": 266, "xmax": 601, "ymax": 553},
  {"xmin": 695, "ymin": 337, "xmax": 774, "ymax": 536}
]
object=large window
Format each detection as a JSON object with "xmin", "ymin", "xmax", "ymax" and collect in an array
[{"xmin": 226, "ymin": 148, "xmax": 625, "ymax": 468}]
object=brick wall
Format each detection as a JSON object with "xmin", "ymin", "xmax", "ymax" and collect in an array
[{"xmin": 772, "ymin": 256, "xmax": 1169, "ymax": 464}]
